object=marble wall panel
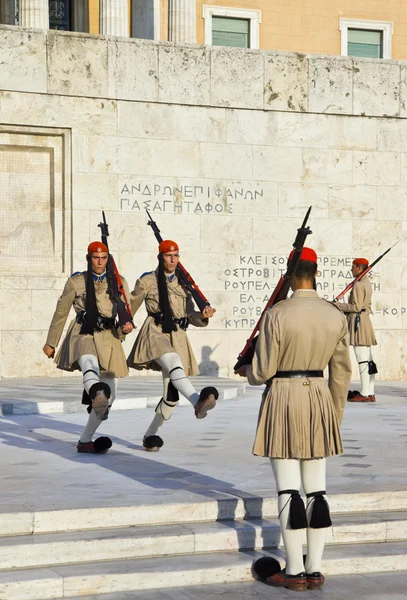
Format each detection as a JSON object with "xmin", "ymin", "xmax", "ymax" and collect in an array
[
  {"xmin": 47, "ymin": 32, "xmax": 108, "ymax": 98},
  {"xmin": 200, "ymin": 143, "xmax": 252, "ymax": 180},
  {"xmin": 302, "ymin": 149, "xmax": 353, "ymax": 184},
  {"xmin": 72, "ymin": 211, "xmax": 91, "ymax": 251},
  {"xmin": 173, "ymin": 106, "xmax": 227, "ymax": 143},
  {"xmin": 210, "ymin": 47, "xmax": 264, "ymax": 109},
  {"xmin": 378, "ymin": 187, "xmax": 407, "ymax": 221},
  {"xmin": 353, "ymin": 151, "xmax": 400, "ymax": 186},
  {"xmin": 1, "ymin": 331, "xmax": 59, "ymax": 378},
  {"xmin": 200, "ymin": 216, "xmax": 253, "ymax": 254},
  {"xmin": 264, "ymin": 52, "xmax": 308, "ymax": 113},
  {"xmin": 400, "ymin": 63, "xmax": 407, "ymax": 118},
  {"xmin": 226, "ymin": 109, "xmax": 277, "ymax": 146},
  {"xmin": 328, "ymin": 115, "xmax": 378, "ymax": 151},
  {"xmin": 377, "ymin": 119, "xmax": 407, "ymax": 153},
  {"xmin": 0, "ymin": 27, "xmax": 46, "ymax": 94},
  {"xmin": 158, "ymin": 44, "xmax": 210, "ymax": 105},
  {"xmin": 277, "ymin": 113, "xmax": 328, "ymax": 148},
  {"xmin": 278, "ymin": 183, "xmax": 328, "ymax": 219},
  {"xmin": 353, "ymin": 59, "xmax": 400, "ymax": 118},
  {"xmin": 308, "ymin": 56, "xmax": 353, "ymax": 115},
  {"xmin": 73, "ymin": 174, "xmax": 120, "ymax": 211},
  {"xmin": 88, "ymin": 210, "xmax": 147, "ymax": 254},
  {"xmin": 108, "ymin": 38, "xmax": 158, "ymax": 102},
  {"xmin": 253, "ymin": 146, "xmax": 303, "ymax": 182},
  {"xmin": 380, "ymin": 331, "xmax": 407, "ymax": 381},
  {"xmin": 328, "ymin": 186, "xmax": 377, "ymax": 220},
  {"xmin": 0, "ymin": 290, "xmax": 32, "ymax": 331},
  {"xmin": 32, "ymin": 290, "xmax": 65, "ymax": 331},
  {"xmin": 117, "ymin": 102, "xmax": 174, "ymax": 140},
  {"xmin": 187, "ymin": 328, "xmax": 229, "ymax": 378},
  {"xmin": 373, "ymin": 292, "xmax": 403, "ymax": 331},
  {"xmin": 352, "ymin": 220, "xmax": 402, "ymax": 257}
]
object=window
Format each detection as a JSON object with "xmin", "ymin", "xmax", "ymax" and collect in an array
[
  {"xmin": 49, "ymin": 0, "xmax": 71, "ymax": 30},
  {"xmin": 203, "ymin": 6, "xmax": 261, "ymax": 50},
  {"xmin": 339, "ymin": 18, "xmax": 393, "ymax": 60},
  {"xmin": 212, "ymin": 17, "xmax": 250, "ymax": 48}
]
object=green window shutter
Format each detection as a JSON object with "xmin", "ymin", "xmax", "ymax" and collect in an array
[
  {"xmin": 212, "ymin": 17, "xmax": 250, "ymax": 48},
  {"xmin": 347, "ymin": 28, "xmax": 383, "ymax": 58}
]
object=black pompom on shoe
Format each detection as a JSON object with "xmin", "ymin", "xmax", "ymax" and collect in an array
[
  {"xmin": 93, "ymin": 436, "xmax": 112, "ymax": 453},
  {"xmin": 143, "ymin": 435, "xmax": 164, "ymax": 452},
  {"xmin": 252, "ymin": 556, "xmax": 282, "ymax": 580},
  {"xmin": 195, "ymin": 386, "xmax": 219, "ymax": 419}
]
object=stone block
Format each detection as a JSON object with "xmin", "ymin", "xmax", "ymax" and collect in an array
[
  {"xmin": 372, "ymin": 292, "xmax": 403, "ymax": 331},
  {"xmin": 253, "ymin": 146, "xmax": 303, "ymax": 182},
  {"xmin": 108, "ymin": 38, "xmax": 158, "ymax": 102},
  {"xmin": 328, "ymin": 115, "xmax": 378, "ymax": 151},
  {"xmin": 47, "ymin": 31, "xmax": 108, "ymax": 98},
  {"xmin": 378, "ymin": 186, "xmax": 407, "ymax": 221},
  {"xmin": 200, "ymin": 143, "xmax": 252, "ymax": 180},
  {"xmin": 302, "ymin": 149, "xmax": 353, "ymax": 184},
  {"xmin": 400, "ymin": 63, "xmax": 407, "ymax": 118},
  {"xmin": 73, "ymin": 173, "xmax": 120, "ymax": 211},
  {"xmin": 200, "ymin": 216, "xmax": 253, "ymax": 254},
  {"xmin": 309, "ymin": 56, "xmax": 353, "ymax": 115},
  {"xmin": 158, "ymin": 44, "xmax": 210, "ymax": 105},
  {"xmin": 226, "ymin": 109, "xmax": 277, "ymax": 146},
  {"xmin": 353, "ymin": 59, "xmax": 400, "ymax": 118},
  {"xmin": 352, "ymin": 220, "xmax": 401, "ymax": 257},
  {"xmin": 328, "ymin": 185, "xmax": 377, "ymax": 220},
  {"xmin": 1, "ymin": 331, "xmax": 58, "ymax": 378},
  {"xmin": 32, "ymin": 290, "xmax": 66, "ymax": 331},
  {"xmin": 278, "ymin": 183, "xmax": 328, "ymax": 218},
  {"xmin": 353, "ymin": 151, "xmax": 400, "ymax": 186},
  {"xmin": 173, "ymin": 106, "xmax": 227, "ymax": 143},
  {"xmin": 0, "ymin": 27, "xmax": 46, "ymax": 93},
  {"xmin": 228, "ymin": 180, "xmax": 277, "ymax": 217},
  {"xmin": 377, "ymin": 118, "xmax": 407, "ymax": 152},
  {"xmin": 211, "ymin": 47, "xmax": 264, "ymax": 109},
  {"xmin": 72, "ymin": 210, "xmax": 90, "ymax": 251},
  {"xmin": 264, "ymin": 51, "xmax": 308, "ymax": 112},
  {"xmin": 72, "ymin": 135, "xmax": 118, "ymax": 174},
  {"xmin": 278, "ymin": 113, "xmax": 328, "ymax": 148},
  {"xmin": 187, "ymin": 328, "xmax": 229, "ymax": 378},
  {"xmin": 0, "ymin": 290, "xmax": 31, "ymax": 331},
  {"xmin": 380, "ymin": 330, "xmax": 407, "ymax": 380},
  {"xmin": 88, "ymin": 210, "xmax": 146, "ymax": 254},
  {"xmin": 117, "ymin": 101, "xmax": 174, "ymax": 140}
]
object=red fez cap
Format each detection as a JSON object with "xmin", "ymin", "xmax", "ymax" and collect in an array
[
  {"xmin": 87, "ymin": 241, "xmax": 108, "ymax": 254},
  {"xmin": 353, "ymin": 258, "xmax": 369, "ymax": 266},
  {"xmin": 288, "ymin": 247, "xmax": 317, "ymax": 264},
  {"xmin": 159, "ymin": 240, "xmax": 179, "ymax": 253}
]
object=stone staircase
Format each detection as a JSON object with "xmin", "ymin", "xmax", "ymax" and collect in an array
[{"xmin": 0, "ymin": 490, "xmax": 406, "ymax": 599}]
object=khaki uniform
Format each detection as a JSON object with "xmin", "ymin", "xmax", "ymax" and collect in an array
[
  {"xmin": 46, "ymin": 272, "xmax": 130, "ymax": 377},
  {"xmin": 338, "ymin": 275, "xmax": 377, "ymax": 346},
  {"xmin": 127, "ymin": 271, "xmax": 207, "ymax": 375},
  {"xmin": 247, "ymin": 290, "xmax": 352, "ymax": 459}
]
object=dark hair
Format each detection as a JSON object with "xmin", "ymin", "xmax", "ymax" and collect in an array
[{"xmin": 295, "ymin": 260, "xmax": 317, "ymax": 280}]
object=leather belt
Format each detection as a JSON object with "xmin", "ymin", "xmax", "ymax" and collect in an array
[
  {"xmin": 149, "ymin": 312, "xmax": 189, "ymax": 331},
  {"xmin": 274, "ymin": 370, "xmax": 324, "ymax": 378}
]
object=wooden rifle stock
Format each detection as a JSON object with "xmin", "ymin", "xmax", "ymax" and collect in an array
[
  {"xmin": 234, "ymin": 206, "xmax": 313, "ymax": 372},
  {"xmin": 145, "ymin": 209, "xmax": 210, "ymax": 312}
]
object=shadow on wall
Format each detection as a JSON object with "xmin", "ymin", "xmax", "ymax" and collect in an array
[{"xmin": 198, "ymin": 345, "xmax": 219, "ymax": 377}]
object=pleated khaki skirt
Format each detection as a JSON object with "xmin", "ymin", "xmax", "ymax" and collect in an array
[{"xmin": 253, "ymin": 377, "xmax": 343, "ymax": 459}]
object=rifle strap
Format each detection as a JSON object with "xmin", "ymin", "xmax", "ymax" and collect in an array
[{"xmin": 157, "ymin": 255, "xmax": 177, "ymax": 334}]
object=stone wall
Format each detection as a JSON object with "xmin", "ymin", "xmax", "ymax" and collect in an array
[{"xmin": 1, "ymin": 25, "xmax": 407, "ymax": 380}]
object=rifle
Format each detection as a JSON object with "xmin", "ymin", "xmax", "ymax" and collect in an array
[
  {"xmin": 234, "ymin": 207, "xmax": 313, "ymax": 372},
  {"xmin": 145, "ymin": 209, "xmax": 210, "ymax": 312},
  {"xmin": 98, "ymin": 211, "xmax": 133, "ymax": 326},
  {"xmin": 333, "ymin": 242, "xmax": 398, "ymax": 302}
]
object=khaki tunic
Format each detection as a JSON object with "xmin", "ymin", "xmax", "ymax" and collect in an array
[
  {"xmin": 127, "ymin": 271, "xmax": 207, "ymax": 375},
  {"xmin": 46, "ymin": 272, "xmax": 130, "ymax": 377},
  {"xmin": 338, "ymin": 275, "xmax": 377, "ymax": 346},
  {"xmin": 247, "ymin": 290, "xmax": 352, "ymax": 459}
]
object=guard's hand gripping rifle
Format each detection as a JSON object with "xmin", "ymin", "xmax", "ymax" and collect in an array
[
  {"xmin": 234, "ymin": 206, "xmax": 313, "ymax": 372},
  {"xmin": 145, "ymin": 209, "xmax": 210, "ymax": 312},
  {"xmin": 98, "ymin": 211, "xmax": 133, "ymax": 327},
  {"xmin": 333, "ymin": 242, "xmax": 398, "ymax": 302}
]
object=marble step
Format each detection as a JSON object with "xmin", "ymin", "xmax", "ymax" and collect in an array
[
  {"xmin": 1, "ymin": 542, "xmax": 407, "ymax": 600},
  {"xmin": 2, "ymin": 489, "xmax": 407, "ymax": 536},
  {"xmin": 0, "ymin": 512, "xmax": 406, "ymax": 571},
  {"xmin": 0, "ymin": 377, "xmax": 246, "ymax": 415}
]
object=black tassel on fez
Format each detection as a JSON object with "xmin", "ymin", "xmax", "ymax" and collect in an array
[
  {"xmin": 278, "ymin": 489, "xmax": 308, "ymax": 530},
  {"xmin": 306, "ymin": 491, "xmax": 332, "ymax": 528}
]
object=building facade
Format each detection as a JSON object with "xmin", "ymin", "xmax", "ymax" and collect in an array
[{"xmin": 1, "ymin": 0, "xmax": 407, "ymax": 59}]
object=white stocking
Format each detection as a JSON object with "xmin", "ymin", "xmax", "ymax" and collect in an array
[
  {"xmin": 354, "ymin": 346, "xmax": 371, "ymax": 396},
  {"xmin": 144, "ymin": 370, "xmax": 178, "ymax": 438},
  {"xmin": 271, "ymin": 458, "xmax": 304, "ymax": 575},
  {"xmin": 302, "ymin": 458, "xmax": 328, "ymax": 574},
  {"xmin": 155, "ymin": 352, "xmax": 200, "ymax": 407}
]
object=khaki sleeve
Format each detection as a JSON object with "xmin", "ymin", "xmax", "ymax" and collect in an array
[
  {"xmin": 328, "ymin": 317, "xmax": 352, "ymax": 426},
  {"xmin": 186, "ymin": 293, "xmax": 208, "ymax": 328},
  {"xmin": 130, "ymin": 278, "xmax": 147, "ymax": 316},
  {"xmin": 45, "ymin": 278, "xmax": 76, "ymax": 349},
  {"xmin": 338, "ymin": 282, "xmax": 365, "ymax": 313},
  {"xmin": 121, "ymin": 277, "xmax": 131, "ymax": 308},
  {"xmin": 246, "ymin": 309, "xmax": 279, "ymax": 386}
]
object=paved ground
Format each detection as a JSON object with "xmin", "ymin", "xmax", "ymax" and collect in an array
[
  {"xmin": 0, "ymin": 381, "xmax": 406, "ymax": 513},
  {"xmin": 61, "ymin": 572, "xmax": 407, "ymax": 600}
]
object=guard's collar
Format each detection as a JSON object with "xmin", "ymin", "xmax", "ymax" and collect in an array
[
  {"xmin": 165, "ymin": 271, "xmax": 176, "ymax": 283},
  {"xmin": 92, "ymin": 270, "xmax": 106, "ymax": 282}
]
